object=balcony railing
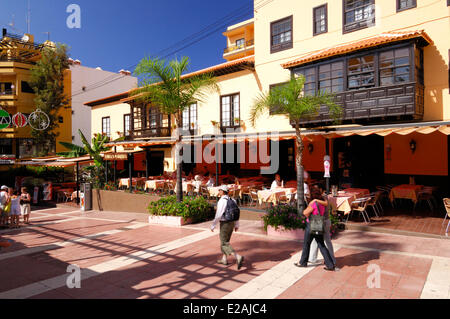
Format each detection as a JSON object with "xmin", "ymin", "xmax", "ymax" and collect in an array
[
  {"xmin": 223, "ymin": 39, "xmax": 254, "ymax": 54},
  {"xmin": 0, "ymin": 89, "xmax": 15, "ymax": 96},
  {"xmin": 132, "ymin": 127, "xmax": 171, "ymax": 139}
]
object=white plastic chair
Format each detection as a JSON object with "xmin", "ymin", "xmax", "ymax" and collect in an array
[{"xmin": 443, "ymin": 198, "xmax": 450, "ymax": 236}]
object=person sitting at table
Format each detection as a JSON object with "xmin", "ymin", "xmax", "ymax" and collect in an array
[
  {"xmin": 270, "ymin": 174, "xmax": 284, "ymax": 190},
  {"xmin": 193, "ymin": 175, "xmax": 203, "ymax": 192},
  {"xmin": 206, "ymin": 173, "xmax": 215, "ymax": 188}
]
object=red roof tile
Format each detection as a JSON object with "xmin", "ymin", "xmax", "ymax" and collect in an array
[{"xmin": 282, "ymin": 30, "xmax": 433, "ymax": 69}]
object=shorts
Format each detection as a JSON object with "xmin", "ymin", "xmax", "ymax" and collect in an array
[
  {"xmin": 10, "ymin": 205, "xmax": 21, "ymax": 216},
  {"xmin": 21, "ymin": 204, "xmax": 31, "ymax": 215}
]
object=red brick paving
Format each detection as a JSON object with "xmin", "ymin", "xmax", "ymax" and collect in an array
[
  {"xmin": 277, "ymin": 247, "xmax": 432, "ymax": 299},
  {"xmin": 41, "ymin": 233, "xmax": 300, "ymax": 299},
  {"xmin": 2, "ymin": 207, "xmax": 449, "ymax": 300}
]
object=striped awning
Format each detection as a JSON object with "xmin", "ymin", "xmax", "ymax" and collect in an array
[{"xmin": 319, "ymin": 125, "xmax": 450, "ymax": 139}]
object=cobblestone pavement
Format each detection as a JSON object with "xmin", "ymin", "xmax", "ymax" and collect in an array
[{"xmin": 0, "ymin": 207, "xmax": 449, "ymax": 299}]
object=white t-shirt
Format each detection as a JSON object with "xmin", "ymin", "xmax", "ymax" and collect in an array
[
  {"xmin": 0, "ymin": 191, "xmax": 7, "ymax": 208},
  {"xmin": 271, "ymin": 180, "xmax": 282, "ymax": 190}
]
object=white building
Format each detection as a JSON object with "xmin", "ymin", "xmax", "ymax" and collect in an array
[{"xmin": 69, "ymin": 59, "xmax": 137, "ymax": 146}]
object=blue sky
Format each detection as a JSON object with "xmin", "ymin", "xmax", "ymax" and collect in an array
[{"xmin": 0, "ymin": 0, "xmax": 254, "ymax": 76}]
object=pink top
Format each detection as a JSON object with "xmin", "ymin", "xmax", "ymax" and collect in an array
[{"xmin": 312, "ymin": 202, "xmax": 326, "ymax": 216}]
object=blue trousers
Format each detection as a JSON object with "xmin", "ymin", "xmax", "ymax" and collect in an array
[{"xmin": 299, "ymin": 222, "xmax": 334, "ymax": 269}]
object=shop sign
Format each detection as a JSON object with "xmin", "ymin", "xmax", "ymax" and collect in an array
[
  {"xmin": 0, "ymin": 154, "xmax": 15, "ymax": 165},
  {"xmin": 104, "ymin": 153, "xmax": 128, "ymax": 161}
]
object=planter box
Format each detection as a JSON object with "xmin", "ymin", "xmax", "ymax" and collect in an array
[
  {"xmin": 148, "ymin": 215, "xmax": 192, "ymax": 226},
  {"xmin": 266, "ymin": 225, "xmax": 305, "ymax": 240},
  {"xmin": 93, "ymin": 189, "xmax": 160, "ymax": 213}
]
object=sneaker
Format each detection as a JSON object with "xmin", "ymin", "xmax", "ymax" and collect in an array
[
  {"xmin": 216, "ymin": 259, "xmax": 228, "ymax": 265},
  {"xmin": 308, "ymin": 260, "xmax": 322, "ymax": 266},
  {"xmin": 237, "ymin": 255, "xmax": 244, "ymax": 270}
]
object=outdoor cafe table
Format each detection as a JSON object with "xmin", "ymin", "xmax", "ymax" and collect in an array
[
  {"xmin": 174, "ymin": 181, "xmax": 195, "ymax": 193},
  {"xmin": 144, "ymin": 179, "xmax": 167, "ymax": 191},
  {"xmin": 328, "ymin": 188, "xmax": 371, "ymax": 215},
  {"xmin": 257, "ymin": 187, "xmax": 296, "ymax": 205},
  {"xmin": 389, "ymin": 184, "xmax": 424, "ymax": 204},
  {"xmin": 118, "ymin": 177, "xmax": 147, "ymax": 189}
]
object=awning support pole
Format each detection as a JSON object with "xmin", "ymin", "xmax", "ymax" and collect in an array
[
  {"xmin": 76, "ymin": 162, "xmax": 79, "ymax": 203},
  {"xmin": 325, "ymin": 139, "xmax": 330, "ymax": 195},
  {"xmin": 105, "ymin": 160, "xmax": 108, "ymax": 185},
  {"xmin": 129, "ymin": 153, "xmax": 133, "ymax": 193},
  {"xmin": 113, "ymin": 160, "xmax": 116, "ymax": 184},
  {"xmin": 145, "ymin": 150, "xmax": 149, "ymax": 180}
]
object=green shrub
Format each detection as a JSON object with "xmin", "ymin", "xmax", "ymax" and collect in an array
[
  {"xmin": 148, "ymin": 195, "xmax": 214, "ymax": 223},
  {"xmin": 262, "ymin": 204, "xmax": 307, "ymax": 231},
  {"xmin": 262, "ymin": 204, "xmax": 342, "ymax": 237}
]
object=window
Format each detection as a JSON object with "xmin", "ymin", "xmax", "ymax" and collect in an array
[
  {"xmin": 397, "ymin": 0, "xmax": 416, "ymax": 12},
  {"xmin": 220, "ymin": 94, "xmax": 240, "ymax": 128},
  {"xmin": 269, "ymin": 82, "xmax": 288, "ymax": 114},
  {"xmin": 102, "ymin": 117, "xmax": 110, "ymax": 137},
  {"xmin": 313, "ymin": 4, "xmax": 328, "ymax": 36},
  {"xmin": 271, "ymin": 16, "xmax": 293, "ymax": 53},
  {"xmin": 343, "ymin": 0, "xmax": 375, "ymax": 33},
  {"xmin": 319, "ymin": 62, "xmax": 344, "ymax": 93},
  {"xmin": 0, "ymin": 82, "xmax": 13, "ymax": 95},
  {"xmin": 181, "ymin": 103, "xmax": 197, "ymax": 132},
  {"xmin": 21, "ymin": 81, "xmax": 34, "ymax": 93},
  {"xmin": 347, "ymin": 54, "xmax": 375, "ymax": 90},
  {"xmin": 294, "ymin": 67, "xmax": 316, "ymax": 96},
  {"xmin": 379, "ymin": 48, "xmax": 411, "ymax": 86},
  {"xmin": 124, "ymin": 114, "xmax": 131, "ymax": 136},
  {"xmin": 415, "ymin": 47, "xmax": 424, "ymax": 86},
  {"xmin": 149, "ymin": 108, "xmax": 161, "ymax": 128},
  {"xmin": 236, "ymin": 38, "xmax": 245, "ymax": 48}
]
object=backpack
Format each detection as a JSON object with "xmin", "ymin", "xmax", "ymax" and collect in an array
[
  {"xmin": 223, "ymin": 198, "xmax": 240, "ymax": 222},
  {"xmin": 309, "ymin": 202, "xmax": 324, "ymax": 235}
]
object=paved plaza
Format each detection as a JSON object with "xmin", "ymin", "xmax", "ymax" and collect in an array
[{"xmin": 0, "ymin": 206, "xmax": 449, "ymax": 299}]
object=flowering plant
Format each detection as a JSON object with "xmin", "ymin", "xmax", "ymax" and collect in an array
[{"xmin": 262, "ymin": 204, "xmax": 307, "ymax": 231}]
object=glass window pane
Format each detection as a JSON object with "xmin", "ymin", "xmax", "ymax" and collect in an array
[
  {"xmin": 395, "ymin": 57, "xmax": 410, "ymax": 66},
  {"xmin": 395, "ymin": 74, "xmax": 410, "ymax": 82},
  {"xmin": 395, "ymin": 48, "xmax": 409, "ymax": 57},
  {"xmin": 380, "ymin": 76, "xmax": 394, "ymax": 86},
  {"xmin": 380, "ymin": 50, "xmax": 394, "ymax": 61},
  {"xmin": 319, "ymin": 64, "xmax": 331, "ymax": 73}
]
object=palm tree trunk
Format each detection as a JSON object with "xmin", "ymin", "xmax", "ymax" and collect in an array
[
  {"xmin": 295, "ymin": 122, "xmax": 305, "ymax": 214},
  {"xmin": 176, "ymin": 115, "xmax": 183, "ymax": 202}
]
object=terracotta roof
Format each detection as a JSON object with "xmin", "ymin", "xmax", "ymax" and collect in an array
[
  {"xmin": 282, "ymin": 30, "xmax": 433, "ymax": 69},
  {"xmin": 85, "ymin": 56, "xmax": 254, "ymax": 107},
  {"xmin": 180, "ymin": 55, "xmax": 254, "ymax": 79}
]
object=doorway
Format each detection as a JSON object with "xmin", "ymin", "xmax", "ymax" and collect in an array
[
  {"xmin": 278, "ymin": 140, "xmax": 296, "ymax": 181},
  {"xmin": 148, "ymin": 151, "xmax": 165, "ymax": 176},
  {"xmin": 332, "ymin": 135, "xmax": 384, "ymax": 189}
]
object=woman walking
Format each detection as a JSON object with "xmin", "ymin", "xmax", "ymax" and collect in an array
[{"xmin": 294, "ymin": 188, "xmax": 335, "ymax": 271}]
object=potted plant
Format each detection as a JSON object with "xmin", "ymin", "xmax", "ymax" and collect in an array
[{"xmin": 262, "ymin": 204, "xmax": 307, "ymax": 240}]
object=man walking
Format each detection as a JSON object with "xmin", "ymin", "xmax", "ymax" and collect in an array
[{"xmin": 211, "ymin": 185, "xmax": 244, "ymax": 270}]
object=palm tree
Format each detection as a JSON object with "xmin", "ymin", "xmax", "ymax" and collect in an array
[
  {"xmin": 250, "ymin": 75, "xmax": 342, "ymax": 214},
  {"xmin": 57, "ymin": 141, "xmax": 87, "ymax": 158},
  {"xmin": 78, "ymin": 129, "xmax": 111, "ymax": 189},
  {"xmin": 133, "ymin": 56, "xmax": 219, "ymax": 202}
]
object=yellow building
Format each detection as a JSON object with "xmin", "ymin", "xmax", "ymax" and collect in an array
[
  {"xmin": 0, "ymin": 29, "xmax": 72, "ymax": 161},
  {"xmin": 90, "ymin": 0, "xmax": 450, "ymax": 190}
]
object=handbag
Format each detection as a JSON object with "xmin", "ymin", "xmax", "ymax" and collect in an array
[{"xmin": 309, "ymin": 202, "xmax": 324, "ymax": 235}]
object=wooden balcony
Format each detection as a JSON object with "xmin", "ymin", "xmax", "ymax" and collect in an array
[
  {"xmin": 292, "ymin": 82, "xmax": 424, "ymax": 126},
  {"xmin": 132, "ymin": 127, "xmax": 171, "ymax": 139}
]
